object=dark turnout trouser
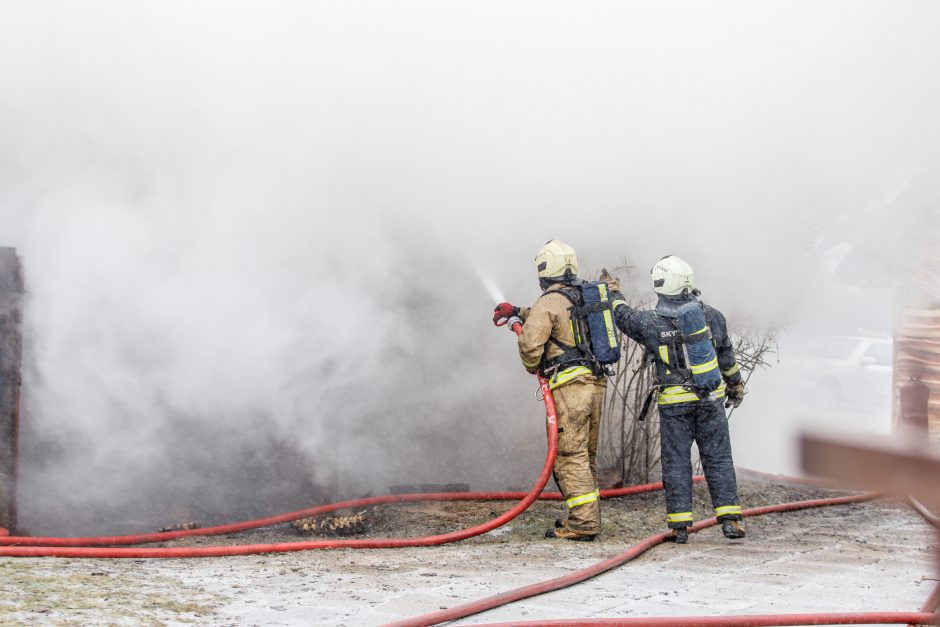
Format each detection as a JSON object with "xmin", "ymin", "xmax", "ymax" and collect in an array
[{"xmin": 659, "ymin": 399, "xmax": 742, "ymax": 529}]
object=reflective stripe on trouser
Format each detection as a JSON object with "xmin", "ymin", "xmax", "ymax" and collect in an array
[
  {"xmin": 552, "ymin": 379, "xmax": 605, "ymax": 535},
  {"xmin": 666, "ymin": 512, "xmax": 693, "ymax": 525},
  {"xmin": 566, "ymin": 490, "xmax": 600, "ymax": 508},
  {"xmin": 659, "ymin": 399, "xmax": 741, "ymax": 528}
]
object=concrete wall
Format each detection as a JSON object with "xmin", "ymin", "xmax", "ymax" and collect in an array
[{"xmin": 0, "ymin": 247, "xmax": 24, "ymax": 532}]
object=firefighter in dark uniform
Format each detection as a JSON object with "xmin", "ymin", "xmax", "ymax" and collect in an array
[{"xmin": 608, "ymin": 256, "xmax": 746, "ymax": 543}]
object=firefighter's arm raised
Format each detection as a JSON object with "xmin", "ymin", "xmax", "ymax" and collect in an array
[
  {"xmin": 601, "ymin": 270, "xmax": 650, "ymax": 344},
  {"xmin": 609, "ymin": 291, "xmax": 647, "ymax": 344}
]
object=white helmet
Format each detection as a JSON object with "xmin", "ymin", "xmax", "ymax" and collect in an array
[
  {"xmin": 535, "ymin": 239, "xmax": 578, "ymax": 279},
  {"xmin": 651, "ymin": 255, "xmax": 695, "ymax": 296}
]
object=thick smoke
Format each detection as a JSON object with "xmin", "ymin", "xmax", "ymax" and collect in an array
[{"xmin": 1, "ymin": 1, "xmax": 938, "ymax": 533}]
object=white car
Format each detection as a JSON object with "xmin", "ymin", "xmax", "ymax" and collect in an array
[{"xmin": 793, "ymin": 336, "xmax": 893, "ymax": 418}]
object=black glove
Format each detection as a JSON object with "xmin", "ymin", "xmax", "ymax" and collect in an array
[{"xmin": 725, "ymin": 380, "xmax": 746, "ymax": 409}]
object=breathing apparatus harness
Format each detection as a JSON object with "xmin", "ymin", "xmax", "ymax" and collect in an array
[
  {"xmin": 536, "ymin": 279, "xmax": 622, "ymax": 380},
  {"xmin": 637, "ymin": 291, "xmax": 722, "ymax": 421}
]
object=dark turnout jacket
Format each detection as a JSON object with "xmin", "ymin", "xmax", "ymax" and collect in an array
[{"xmin": 610, "ymin": 293, "xmax": 743, "ymax": 408}]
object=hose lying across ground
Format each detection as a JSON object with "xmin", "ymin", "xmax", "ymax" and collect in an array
[
  {"xmin": 908, "ymin": 495, "xmax": 940, "ymax": 529},
  {"xmin": 466, "ymin": 615, "xmax": 938, "ymax": 626},
  {"xmin": 1, "ymin": 319, "xmax": 936, "ymax": 625},
  {"xmin": 384, "ymin": 492, "xmax": 888, "ymax": 627},
  {"xmin": 0, "ymin": 479, "xmax": 701, "ymax": 554},
  {"xmin": 0, "ymin": 482, "xmax": 695, "ymax": 550},
  {"xmin": 0, "ymin": 320, "xmax": 700, "ymax": 557},
  {"xmin": 0, "ymin": 325, "xmax": 567, "ymax": 558}
]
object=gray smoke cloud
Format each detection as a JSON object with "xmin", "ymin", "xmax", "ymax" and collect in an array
[{"xmin": 1, "ymin": 1, "xmax": 938, "ymax": 533}]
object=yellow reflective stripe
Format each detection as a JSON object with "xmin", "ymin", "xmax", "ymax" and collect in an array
[
  {"xmin": 721, "ymin": 363, "xmax": 741, "ymax": 377},
  {"xmin": 658, "ymin": 345, "xmax": 670, "ymax": 365},
  {"xmin": 712, "ymin": 382, "xmax": 726, "ymax": 400},
  {"xmin": 549, "ymin": 366, "xmax": 593, "ymax": 390},
  {"xmin": 687, "ymin": 325, "xmax": 708, "ymax": 338},
  {"xmin": 598, "ymin": 284, "xmax": 609, "ymax": 301},
  {"xmin": 566, "ymin": 489, "xmax": 600, "ymax": 508},
  {"xmin": 715, "ymin": 505, "xmax": 742, "ymax": 516},
  {"xmin": 667, "ymin": 512, "xmax": 693, "ymax": 523},
  {"xmin": 603, "ymin": 309, "xmax": 617, "ymax": 347},
  {"xmin": 658, "ymin": 386, "xmax": 700, "ymax": 405},
  {"xmin": 690, "ymin": 357, "xmax": 718, "ymax": 375},
  {"xmin": 522, "ymin": 356, "xmax": 541, "ymax": 369},
  {"xmin": 612, "ymin": 299, "xmax": 627, "ymax": 310},
  {"xmin": 658, "ymin": 383, "xmax": 727, "ymax": 405}
]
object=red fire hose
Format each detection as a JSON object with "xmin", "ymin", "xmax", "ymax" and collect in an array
[
  {"xmin": 2, "ymin": 322, "xmax": 934, "ymax": 626},
  {"xmin": 0, "ymin": 322, "xmax": 555, "ymax": 557},
  {"xmin": 0, "ymin": 321, "xmax": 703, "ymax": 555},
  {"xmin": 908, "ymin": 495, "xmax": 940, "ymax": 529},
  {"xmin": 921, "ymin": 584, "xmax": 940, "ymax": 614},
  {"xmin": 0, "ymin": 481, "xmax": 691, "ymax": 548},
  {"xmin": 384, "ymin": 493, "xmax": 882, "ymax": 627},
  {"xmin": 461, "ymin": 614, "xmax": 938, "ymax": 626}
]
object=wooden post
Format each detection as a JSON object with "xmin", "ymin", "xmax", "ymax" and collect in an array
[{"xmin": 0, "ymin": 248, "xmax": 24, "ymax": 532}]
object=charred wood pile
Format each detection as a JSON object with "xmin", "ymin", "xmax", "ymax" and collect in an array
[{"xmin": 292, "ymin": 510, "xmax": 368, "ymax": 536}]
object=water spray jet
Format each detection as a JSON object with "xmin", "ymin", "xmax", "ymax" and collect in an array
[{"xmin": 471, "ymin": 262, "xmax": 507, "ymax": 305}]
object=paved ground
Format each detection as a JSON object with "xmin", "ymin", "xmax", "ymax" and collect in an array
[{"xmin": 0, "ymin": 480, "xmax": 936, "ymax": 626}]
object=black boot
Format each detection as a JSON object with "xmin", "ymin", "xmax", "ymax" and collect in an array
[
  {"xmin": 668, "ymin": 527, "xmax": 689, "ymax": 544},
  {"xmin": 721, "ymin": 519, "xmax": 746, "ymax": 539}
]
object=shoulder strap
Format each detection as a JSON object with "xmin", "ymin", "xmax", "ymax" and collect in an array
[
  {"xmin": 538, "ymin": 285, "xmax": 581, "ymax": 308},
  {"xmin": 535, "ymin": 285, "xmax": 596, "ymax": 374}
]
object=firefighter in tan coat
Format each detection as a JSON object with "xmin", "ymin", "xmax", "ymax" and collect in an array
[{"xmin": 493, "ymin": 240, "xmax": 607, "ymax": 541}]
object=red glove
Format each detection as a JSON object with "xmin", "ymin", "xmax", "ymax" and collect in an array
[{"xmin": 493, "ymin": 302, "xmax": 519, "ymax": 326}]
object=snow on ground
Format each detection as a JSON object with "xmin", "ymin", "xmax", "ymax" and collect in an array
[{"xmin": 0, "ymin": 487, "xmax": 935, "ymax": 626}]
